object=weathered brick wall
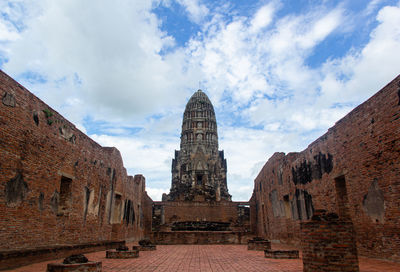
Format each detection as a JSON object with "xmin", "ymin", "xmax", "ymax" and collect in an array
[
  {"xmin": 0, "ymin": 70, "xmax": 152, "ymax": 251},
  {"xmin": 152, "ymin": 201, "xmax": 251, "ymax": 232},
  {"xmin": 253, "ymin": 74, "xmax": 400, "ymax": 261},
  {"xmin": 142, "ymin": 189, "xmax": 154, "ymax": 238},
  {"xmin": 301, "ymin": 210, "xmax": 359, "ymax": 272},
  {"xmin": 153, "ymin": 231, "xmax": 253, "ymax": 244}
]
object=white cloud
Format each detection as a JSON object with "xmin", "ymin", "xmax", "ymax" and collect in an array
[
  {"xmin": 0, "ymin": 20, "xmax": 19, "ymax": 41},
  {"xmin": 146, "ymin": 187, "xmax": 169, "ymax": 201},
  {"xmin": 319, "ymin": 4, "xmax": 400, "ymax": 104},
  {"xmin": 299, "ymin": 8, "xmax": 343, "ymax": 49},
  {"xmin": 176, "ymin": 0, "xmax": 209, "ymax": 24},
  {"xmin": 1, "ymin": 1, "xmax": 400, "ymax": 202},
  {"xmin": 184, "ymin": 3, "xmax": 346, "ymax": 111},
  {"xmin": 3, "ymin": 0, "xmax": 200, "ymax": 123},
  {"xmin": 249, "ymin": 3, "xmax": 275, "ymax": 33},
  {"xmin": 219, "ymin": 126, "xmax": 308, "ymax": 200},
  {"xmin": 90, "ymin": 132, "xmax": 179, "ymax": 200},
  {"xmin": 365, "ymin": 0, "xmax": 384, "ymax": 15}
]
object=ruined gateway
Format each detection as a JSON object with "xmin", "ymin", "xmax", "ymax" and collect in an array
[{"xmin": 163, "ymin": 89, "xmax": 231, "ymax": 202}]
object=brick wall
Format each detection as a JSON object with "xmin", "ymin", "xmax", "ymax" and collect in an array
[
  {"xmin": 152, "ymin": 201, "xmax": 251, "ymax": 232},
  {"xmin": 153, "ymin": 231, "xmax": 253, "ymax": 244},
  {"xmin": 301, "ymin": 210, "xmax": 359, "ymax": 271},
  {"xmin": 0, "ymin": 70, "xmax": 152, "ymax": 251},
  {"xmin": 253, "ymin": 74, "xmax": 400, "ymax": 261},
  {"xmin": 142, "ymin": 189, "xmax": 154, "ymax": 238}
]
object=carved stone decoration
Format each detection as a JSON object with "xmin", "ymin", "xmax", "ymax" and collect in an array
[
  {"xmin": 165, "ymin": 89, "xmax": 231, "ymax": 202},
  {"xmin": 2, "ymin": 92, "xmax": 16, "ymax": 107}
]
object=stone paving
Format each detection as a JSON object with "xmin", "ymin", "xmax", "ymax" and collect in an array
[{"xmin": 5, "ymin": 244, "xmax": 400, "ymax": 272}]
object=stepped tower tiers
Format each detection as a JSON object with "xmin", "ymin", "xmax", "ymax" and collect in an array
[{"xmin": 163, "ymin": 89, "xmax": 231, "ymax": 202}]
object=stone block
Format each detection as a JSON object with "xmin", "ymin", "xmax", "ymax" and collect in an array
[
  {"xmin": 47, "ymin": 261, "xmax": 102, "ymax": 272},
  {"xmin": 264, "ymin": 250, "xmax": 299, "ymax": 259},
  {"xmin": 247, "ymin": 238, "xmax": 271, "ymax": 251},
  {"xmin": 106, "ymin": 250, "xmax": 139, "ymax": 258},
  {"xmin": 139, "ymin": 245, "xmax": 156, "ymax": 251}
]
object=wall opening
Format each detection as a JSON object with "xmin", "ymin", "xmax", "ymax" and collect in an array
[
  {"xmin": 123, "ymin": 199, "xmax": 135, "ymax": 225},
  {"xmin": 83, "ymin": 186, "xmax": 91, "ymax": 222},
  {"xmin": 111, "ymin": 193, "xmax": 122, "ymax": 224},
  {"xmin": 334, "ymin": 175, "xmax": 350, "ymax": 219},
  {"xmin": 58, "ymin": 176, "xmax": 72, "ymax": 215},
  {"xmin": 304, "ymin": 191, "xmax": 314, "ymax": 219},
  {"xmin": 292, "ymin": 189, "xmax": 314, "ymax": 220},
  {"xmin": 139, "ymin": 204, "xmax": 144, "ymax": 229},
  {"xmin": 295, "ymin": 191, "xmax": 303, "ymax": 220},
  {"xmin": 261, "ymin": 204, "xmax": 267, "ymax": 235},
  {"xmin": 33, "ymin": 112, "xmax": 39, "ymax": 126},
  {"xmin": 197, "ymin": 174, "xmax": 203, "ymax": 185},
  {"xmin": 38, "ymin": 192, "xmax": 44, "ymax": 211},
  {"xmin": 283, "ymin": 195, "xmax": 291, "ymax": 219},
  {"xmin": 237, "ymin": 204, "xmax": 250, "ymax": 224}
]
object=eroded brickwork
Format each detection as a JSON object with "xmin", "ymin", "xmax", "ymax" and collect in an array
[
  {"xmin": 0, "ymin": 71, "xmax": 152, "ymax": 254},
  {"xmin": 253, "ymin": 74, "xmax": 400, "ymax": 261},
  {"xmin": 301, "ymin": 210, "xmax": 359, "ymax": 271},
  {"xmin": 152, "ymin": 201, "xmax": 251, "ymax": 232}
]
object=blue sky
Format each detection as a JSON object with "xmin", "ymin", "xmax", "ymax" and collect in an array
[{"xmin": 1, "ymin": 0, "xmax": 400, "ymax": 200}]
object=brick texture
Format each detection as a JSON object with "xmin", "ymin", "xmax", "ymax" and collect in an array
[
  {"xmin": 301, "ymin": 211, "xmax": 359, "ymax": 271},
  {"xmin": 153, "ymin": 201, "xmax": 250, "ymax": 231},
  {"xmin": 0, "ymin": 70, "xmax": 152, "ymax": 267},
  {"xmin": 7, "ymin": 244, "xmax": 400, "ymax": 272},
  {"xmin": 252, "ymin": 74, "xmax": 400, "ymax": 261}
]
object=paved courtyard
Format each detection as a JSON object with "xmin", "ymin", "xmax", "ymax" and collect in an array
[{"xmin": 6, "ymin": 244, "xmax": 400, "ymax": 272}]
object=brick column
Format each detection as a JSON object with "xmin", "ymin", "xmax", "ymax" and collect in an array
[{"xmin": 301, "ymin": 210, "xmax": 359, "ymax": 272}]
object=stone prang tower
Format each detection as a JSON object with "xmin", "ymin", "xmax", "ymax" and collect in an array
[{"xmin": 163, "ymin": 89, "xmax": 231, "ymax": 202}]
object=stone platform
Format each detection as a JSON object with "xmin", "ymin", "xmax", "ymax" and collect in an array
[{"xmin": 153, "ymin": 231, "xmax": 253, "ymax": 244}]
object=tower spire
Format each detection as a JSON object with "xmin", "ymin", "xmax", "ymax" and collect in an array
[{"xmin": 164, "ymin": 89, "xmax": 231, "ymax": 202}]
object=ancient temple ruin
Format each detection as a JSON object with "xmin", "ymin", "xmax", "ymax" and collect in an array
[
  {"xmin": 1, "ymin": 68, "xmax": 400, "ymax": 270},
  {"xmin": 164, "ymin": 89, "xmax": 231, "ymax": 202},
  {"xmin": 152, "ymin": 89, "xmax": 252, "ymax": 243}
]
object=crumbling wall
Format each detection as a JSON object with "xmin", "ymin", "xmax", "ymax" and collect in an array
[
  {"xmin": 253, "ymin": 74, "xmax": 400, "ymax": 261},
  {"xmin": 301, "ymin": 210, "xmax": 359, "ymax": 272},
  {"xmin": 0, "ymin": 70, "xmax": 152, "ymax": 251},
  {"xmin": 152, "ymin": 201, "xmax": 251, "ymax": 233}
]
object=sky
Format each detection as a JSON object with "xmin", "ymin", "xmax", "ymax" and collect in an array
[{"xmin": 1, "ymin": 0, "xmax": 400, "ymax": 201}]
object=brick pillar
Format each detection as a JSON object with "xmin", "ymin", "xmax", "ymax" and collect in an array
[{"xmin": 301, "ymin": 210, "xmax": 359, "ymax": 272}]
